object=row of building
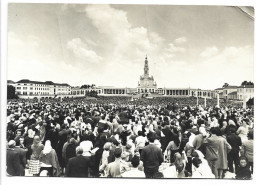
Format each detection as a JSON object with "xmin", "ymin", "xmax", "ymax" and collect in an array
[
  {"xmin": 7, "ymin": 80, "xmax": 254, "ymax": 101},
  {"xmin": 214, "ymin": 85, "xmax": 254, "ymax": 101},
  {"xmin": 7, "ymin": 56, "xmax": 254, "ymax": 101}
]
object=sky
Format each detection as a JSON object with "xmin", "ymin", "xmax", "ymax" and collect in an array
[{"xmin": 7, "ymin": 4, "xmax": 254, "ymax": 89}]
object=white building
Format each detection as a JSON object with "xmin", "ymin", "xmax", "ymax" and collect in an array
[
  {"xmin": 222, "ymin": 86, "xmax": 238, "ymax": 100},
  {"xmin": 15, "ymin": 79, "xmax": 71, "ymax": 98},
  {"xmin": 237, "ymin": 85, "xmax": 254, "ymax": 101}
]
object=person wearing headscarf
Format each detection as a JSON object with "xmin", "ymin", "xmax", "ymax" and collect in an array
[
  {"xmin": 237, "ymin": 120, "xmax": 249, "ymax": 143},
  {"xmin": 39, "ymin": 140, "xmax": 61, "ymax": 176},
  {"xmin": 80, "ymin": 140, "xmax": 93, "ymax": 157},
  {"xmin": 99, "ymin": 142, "xmax": 112, "ymax": 176},
  {"xmin": 80, "ymin": 140, "xmax": 97, "ymax": 177},
  {"xmin": 191, "ymin": 150, "xmax": 215, "ymax": 178},
  {"xmin": 235, "ymin": 156, "xmax": 251, "ymax": 179},
  {"xmin": 29, "ymin": 136, "xmax": 44, "ymax": 176}
]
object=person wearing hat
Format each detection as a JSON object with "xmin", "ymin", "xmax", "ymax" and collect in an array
[
  {"xmin": 6, "ymin": 140, "xmax": 26, "ymax": 176},
  {"xmin": 140, "ymin": 132, "xmax": 163, "ymax": 178},
  {"xmin": 65, "ymin": 146, "xmax": 91, "ymax": 177}
]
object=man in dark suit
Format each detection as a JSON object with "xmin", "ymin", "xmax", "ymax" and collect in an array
[
  {"xmin": 65, "ymin": 146, "xmax": 91, "ymax": 177},
  {"xmin": 226, "ymin": 127, "xmax": 242, "ymax": 173},
  {"xmin": 6, "ymin": 140, "xmax": 26, "ymax": 176},
  {"xmin": 140, "ymin": 132, "xmax": 163, "ymax": 178}
]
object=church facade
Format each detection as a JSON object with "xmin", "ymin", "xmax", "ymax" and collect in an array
[
  {"xmin": 137, "ymin": 56, "xmax": 157, "ymax": 93},
  {"xmin": 13, "ymin": 56, "xmax": 215, "ymax": 99}
]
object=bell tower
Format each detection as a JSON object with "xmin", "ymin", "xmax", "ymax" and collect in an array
[{"xmin": 144, "ymin": 55, "xmax": 149, "ymax": 77}]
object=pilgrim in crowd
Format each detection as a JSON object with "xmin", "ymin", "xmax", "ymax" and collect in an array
[{"xmin": 6, "ymin": 96, "xmax": 254, "ymax": 179}]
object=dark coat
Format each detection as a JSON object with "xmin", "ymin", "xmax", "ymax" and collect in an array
[
  {"xmin": 140, "ymin": 143, "xmax": 164, "ymax": 169},
  {"xmin": 227, "ymin": 133, "xmax": 242, "ymax": 152},
  {"xmin": 65, "ymin": 143, "xmax": 77, "ymax": 165},
  {"xmin": 65, "ymin": 155, "xmax": 91, "ymax": 177},
  {"xmin": 6, "ymin": 148, "xmax": 26, "ymax": 176}
]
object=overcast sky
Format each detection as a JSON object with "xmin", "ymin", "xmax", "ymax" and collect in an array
[{"xmin": 7, "ymin": 4, "xmax": 254, "ymax": 89}]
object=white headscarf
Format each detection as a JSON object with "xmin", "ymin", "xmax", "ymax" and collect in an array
[
  {"xmin": 43, "ymin": 140, "xmax": 52, "ymax": 154},
  {"xmin": 187, "ymin": 133, "xmax": 195, "ymax": 147},
  {"xmin": 80, "ymin": 141, "xmax": 93, "ymax": 156},
  {"xmin": 199, "ymin": 127, "xmax": 207, "ymax": 137},
  {"xmin": 28, "ymin": 129, "xmax": 35, "ymax": 138}
]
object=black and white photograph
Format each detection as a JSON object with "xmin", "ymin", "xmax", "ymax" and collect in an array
[{"xmin": 1, "ymin": 0, "xmax": 259, "ymax": 184}]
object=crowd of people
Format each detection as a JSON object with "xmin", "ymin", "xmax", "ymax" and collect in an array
[{"xmin": 6, "ymin": 96, "xmax": 254, "ymax": 179}]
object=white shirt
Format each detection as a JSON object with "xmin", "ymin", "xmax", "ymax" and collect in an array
[{"xmin": 121, "ymin": 168, "xmax": 145, "ymax": 178}]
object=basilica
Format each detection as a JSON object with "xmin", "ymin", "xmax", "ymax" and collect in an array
[
  {"xmin": 137, "ymin": 56, "xmax": 157, "ymax": 93},
  {"xmin": 12, "ymin": 56, "xmax": 214, "ymax": 100}
]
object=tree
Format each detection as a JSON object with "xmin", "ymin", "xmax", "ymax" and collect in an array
[
  {"xmin": 81, "ymin": 84, "xmax": 89, "ymax": 89},
  {"xmin": 222, "ymin": 83, "xmax": 229, "ymax": 88},
  {"xmin": 85, "ymin": 90, "xmax": 98, "ymax": 97},
  {"xmin": 241, "ymin": 81, "xmax": 248, "ymax": 86},
  {"xmin": 81, "ymin": 84, "xmax": 96, "ymax": 89},
  {"xmin": 247, "ymin": 97, "xmax": 254, "ymax": 106},
  {"xmin": 241, "ymin": 81, "xmax": 254, "ymax": 86},
  {"xmin": 7, "ymin": 85, "xmax": 18, "ymax": 99}
]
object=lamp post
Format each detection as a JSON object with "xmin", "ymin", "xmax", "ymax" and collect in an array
[
  {"xmin": 196, "ymin": 90, "xmax": 199, "ymax": 106},
  {"xmin": 243, "ymin": 85, "xmax": 246, "ymax": 109},
  {"xmin": 217, "ymin": 93, "xmax": 220, "ymax": 107}
]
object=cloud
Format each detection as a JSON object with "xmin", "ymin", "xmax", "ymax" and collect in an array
[
  {"xmin": 8, "ymin": 32, "xmax": 24, "ymax": 47},
  {"xmin": 165, "ymin": 43, "xmax": 186, "ymax": 53},
  {"xmin": 84, "ymin": 5, "xmax": 191, "ymax": 87},
  {"xmin": 27, "ymin": 35, "xmax": 40, "ymax": 47},
  {"xmin": 8, "ymin": 32, "xmax": 43, "ymax": 62},
  {"xmin": 85, "ymin": 5, "xmax": 130, "ymax": 37},
  {"xmin": 200, "ymin": 46, "xmax": 219, "ymax": 57},
  {"xmin": 85, "ymin": 4, "xmax": 164, "ymax": 63},
  {"xmin": 67, "ymin": 38, "xmax": 102, "ymax": 63},
  {"xmin": 174, "ymin": 37, "xmax": 187, "ymax": 44},
  {"xmin": 61, "ymin": 4, "xmax": 86, "ymax": 13},
  {"xmin": 197, "ymin": 46, "xmax": 253, "ymax": 88}
]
